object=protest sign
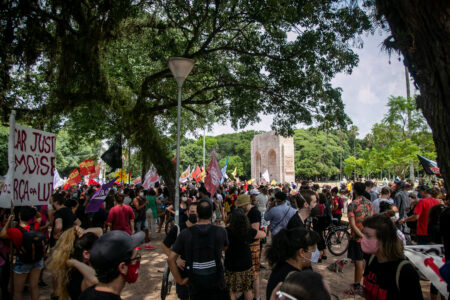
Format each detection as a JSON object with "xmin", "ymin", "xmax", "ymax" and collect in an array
[
  {"xmin": 0, "ymin": 114, "xmax": 56, "ymax": 207},
  {"xmin": 205, "ymin": 154, "xmax": 221, "ymax": 197},
  {"xmin": 404, "ymin": 246, "xmax": 448, "ymax": 297},
  {"xmin": 85, "ymin": 178, "xmax": 117, "ymax": 213}
]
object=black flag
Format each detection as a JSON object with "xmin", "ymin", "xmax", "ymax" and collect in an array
[
  {"xmin": 101, "ymin": 143, "xmax": 122, "ymax": 173},
  {"xmin": 417, "ymin": 155, "xmax": 442, "ymax": 178}
]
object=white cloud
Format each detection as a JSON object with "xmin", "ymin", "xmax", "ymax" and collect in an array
[{"xmin": 210, "ymin": 33, "xmax": 409, "ymax": 138}]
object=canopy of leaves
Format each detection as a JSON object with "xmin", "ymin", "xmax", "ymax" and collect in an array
[{"xmin": 0, "ymin": 0, "xmax": 373, "ymax": 185}]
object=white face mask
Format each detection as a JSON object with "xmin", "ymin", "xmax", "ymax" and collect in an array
[
  {"xmin": 181, "ymin": 197, "xmax": 187, "ymax": 201},
  {"xmin": 139, "ymin": 192, "xmax": 144, "ymax": 197},
  {"xmin": 303, "ymin": 248, "xmax": 320, "ymax": 264}
]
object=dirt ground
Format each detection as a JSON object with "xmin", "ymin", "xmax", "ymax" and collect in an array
[{"xmin": 30, "ymin": 231, "xmax": 430, "ymax": 300}]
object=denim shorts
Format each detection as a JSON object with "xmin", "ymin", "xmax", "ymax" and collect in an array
[{"xmin": 13, "ymin": 257, "xmax": 44, "ymax": 274}]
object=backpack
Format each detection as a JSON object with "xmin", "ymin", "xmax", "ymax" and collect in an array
[
  {"xmin": 186, "ymin": 225, "xmax": 223, "ymax": 291},
  {"xmin": 368, "ymin": 255, "xmax": 412, "ymax": 291},
  {"xmin": 16, "ymin": 225, "xmax": 46, "ymax": 264}
]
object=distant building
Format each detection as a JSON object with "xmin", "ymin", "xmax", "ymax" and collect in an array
[{"xmin": 251, "ymin": 131, "xmax": 295, "ymax": 184}]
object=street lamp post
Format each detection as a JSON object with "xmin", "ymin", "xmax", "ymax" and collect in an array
[{"xmin": 168, "ymin": 57, "xmax": 194, "ymax": 226}]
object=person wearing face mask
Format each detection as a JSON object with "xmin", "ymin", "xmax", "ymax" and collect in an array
[
  {"xmin": 132, "ymin": 188, "xmax": 149, "ymax": 244},
  {"xmin": 265, "ymin": 227, "xmax": 320, "ymax": 300},
  {"xmin": 362, "ymin": 214, "xmax": 423, "ymax": 299},
  {"xmin": 162, "ymin": 203, "xmax": 198, "ymax": 300},
  {"xmin": 78, "ymin": 230, "xmax": 144, "ymax": 300}
]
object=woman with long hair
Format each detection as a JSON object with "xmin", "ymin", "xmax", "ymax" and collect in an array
[
  {"xmin": 269, "ymin": 271, "xmax": 333, "ymax": 300},
  {"xmin": 265, "ymin": 227, "xmax": 320, "ymax": 300},
  {"xmin": 225, "ymin": 208, "xmax": 266, "ymax": 300},
  {"xmin": 48, "ymin": 227, "xmax": 101, "ymax": 299},
  {"xmin": 362, "ymin": 214, "xmax": 423, "ymax": 299}
]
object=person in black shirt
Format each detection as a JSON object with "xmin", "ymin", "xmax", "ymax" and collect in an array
[
  {"xmin": 50, "ymin": 193, "xmax": 80, "ymax": 247},
  {"xmin": 235, "ymin": 194, "xmax": 263, "ymax": 300},
  {"xmin": 78, "ymin": 231, "xmax": 144, "ymax": 300},
  {"xmin": 265, "ymin": 227, "xmax": 320, "ymax": 300},
  {"xmin": 362, "ymin": 214, "xmax": 423, "ymax": 299},
  {"xmin": 225, "ymin": 208, "xmax": 265, "ymax": 300},
  {"xmin": 162, "ymin": 202, "xmax": 198, "ymax": 300},
  {"xmin": 169, "ymin": 200, "xmax": 229, "ymax": 300}
]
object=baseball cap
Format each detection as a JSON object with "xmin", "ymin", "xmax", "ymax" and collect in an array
[
  {"xmin": 250, "ymin": 190, "xmax": 260, "ymax": 195},
  {"xmin": 90, "ymin": 230, "xmax": 145, "ymax": 268},
  {"xmin": 235, "ymin": 194, "xmax": 251, "ymax": 207}
]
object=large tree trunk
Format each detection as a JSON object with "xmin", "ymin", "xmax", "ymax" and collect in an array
[{"xmin": 375, "ymin": 0, "xmax": 450, "ymax": 192}]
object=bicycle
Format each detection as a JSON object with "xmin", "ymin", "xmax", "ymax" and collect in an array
[
  {"xmin": 325, "ymin": 219, "xmax": 350, "ymax": 256},
  {"xmin": 160, "ymin": 262, "xmax": 175, "ymax": 300}
]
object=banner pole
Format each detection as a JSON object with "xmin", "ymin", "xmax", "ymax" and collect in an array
[{"xmin": 8, "ymin": 110, "xmax": 16, "ymax": 209}]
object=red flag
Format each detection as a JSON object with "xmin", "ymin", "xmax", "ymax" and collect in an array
[
  {"xmin": 205, "ymin": 154, "xmax": 221, "ymax": 197},
  {"xmin": 63, "ymin": 169, "xmax": 82, "ymax": 190},
  {"xmin": 79, "ymin": 159, "xmax": 96, "ymax": 176},
  {"xmin": 191, "ymin": 165, "xmax": 202, "ymax": 183}
]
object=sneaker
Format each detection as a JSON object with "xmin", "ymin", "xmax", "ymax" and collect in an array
[
  {"xmin": 344, "ymin": 283, "xmax": 364, "ymax": 296},
  {"xmin": 145, "ymin": 244, "xmax": 155, "ymax": 250},
  {"xmin": 322, "ymin": 255, "xmax": 327, "ymax": 260}
]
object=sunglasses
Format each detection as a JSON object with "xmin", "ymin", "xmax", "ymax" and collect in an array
[{"xmin": 128, "ymin": 253, "xmax": 141, "ymax": 264}]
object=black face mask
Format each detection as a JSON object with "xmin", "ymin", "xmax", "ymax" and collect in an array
[
  {"xmin": 188, "ymin": 214, "xmax": 197, "ymax": 224},
  {"xmin": 310, "ymin": 206, "xmax": 320, "ymax": 217}
]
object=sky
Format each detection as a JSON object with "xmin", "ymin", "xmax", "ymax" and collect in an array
[{"xmin": 208, "ymin": 33, "xmax": 412, "ymax": 138}]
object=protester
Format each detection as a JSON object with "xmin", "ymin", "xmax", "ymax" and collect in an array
[
  {"xmin": 399, "ymin": 186, "xmax": 440, "ymax": 244},
  {"xmin": 235, "ymin": 194, "xmax": 263, "ymax": 300},
  {"xmin": 288, "ymin": 190, "xmax": 317, "ymax": 227},
  {"xmin": 51, "ymin": 193, "xmax": 81, "ymax": 247},
  {"xmin": 106, "ymin": 194, "xmax": 135, "ymax": 235},
  {"xmin": 372, "ymin": 187, "xmax": 393, "ymax": 214},
  {"xmin": 346, "ymin": 182, "xmax": 374, "ymax": 296},
  {"xmin": 132, "ymin": 187, "xmax": 149, "ymax": 239},
  {"xmin": 145, "ymin": 189, "xmax": 158, "ymax": 245},
  {"xmin": 265, "ymin": 227, "xmax": 320, "ymax": 300},
  {"xmin": 78, "ymin": 230, "xmax": 144, "ymax": 299},
  {"xmin": 365, "ymin": 180, "xmax": 378, "ymax": 201},
  {"xmin": 224, "ymin": 208, "xmax": 265, "ymax": 300},
  {"xmin": 48, "ymin": 226, "xmax": 102, "ymax": 299},
  {"xmin": 394, "ymin": 182, "xmax": 411, "ymax": 219},
  {"xmin": 168, "ymin": 200, "xmax": 228, "ymax": 300},
  {"xmin": 0, "ymin": 207, "xmax": 44, "ymax": 300},
  {"xmin": 264, "ymin": 191, "xmax": 297, "ymax": 236},
  {"xmin": 331, "ymin": 187, "xmax": 343, "ymax": 223},
  {"xmin": 269, "ymin": 271, "xmax": 333, "ymax": 300},
  {"xmin": 362, "ymin": 214, "xmax": 423, "ymax": 299},
  {"xmin": 162, "ymin": 202, "xmax": 198, "ymax": 300}
]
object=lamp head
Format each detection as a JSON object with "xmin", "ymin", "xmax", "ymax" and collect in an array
[{"xmin": 168, "ymin": 57, "xmax": 195, "ymax": 87}]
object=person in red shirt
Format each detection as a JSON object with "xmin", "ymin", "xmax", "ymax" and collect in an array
[
  {"xmin": 106, "ymin": 194, "xmax": 135, "ymax": 235},
  {"xmin": 0, "ymin": 206, "xmax": 44, "ymax": 300},
  {"xmin": 399, "ymin": 187, "xmax": 440, "ymax": 244}
]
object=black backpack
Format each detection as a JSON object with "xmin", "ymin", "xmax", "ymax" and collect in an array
[
  {"xmin": 16, "ymin": 225, "xmax": 46, "ymax": 264},
  {"xmin": 186, "ymin": 225, "xmax": 223, "ymax": 292}
]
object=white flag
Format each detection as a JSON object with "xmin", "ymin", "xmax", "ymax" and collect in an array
[
  {"xmin": 261, "ymin": 169, "xmax": 270, "ymax": 182},
  {"xmin": 53, "ymin": 169, "xmax": 65, "ymax": 190}
]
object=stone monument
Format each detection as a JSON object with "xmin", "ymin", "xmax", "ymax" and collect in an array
[{"xmin": 251, "ymin": 131, "xmax": 295, "ymax": 183}]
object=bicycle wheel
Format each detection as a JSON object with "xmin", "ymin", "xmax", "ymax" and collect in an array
[
  {"xmin": 326, "ymin": 228, "xmax": 350, "ymax": 256},
  {"xmin": 165, "ymin": 217, "xmax": 175, "ymax": 235},
  {"xmin": 161, "ymin": 264, "xmax": 170, "ymax": 300}
]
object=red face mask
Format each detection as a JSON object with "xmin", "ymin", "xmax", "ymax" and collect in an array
[{"xmin": 123, "ymin": 260, "xmax": 140, "ymax": 283}]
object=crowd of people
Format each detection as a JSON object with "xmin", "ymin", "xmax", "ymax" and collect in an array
[{"xmin": 0, "ymin": 177, "xmax": 448, "ymax": 300}]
